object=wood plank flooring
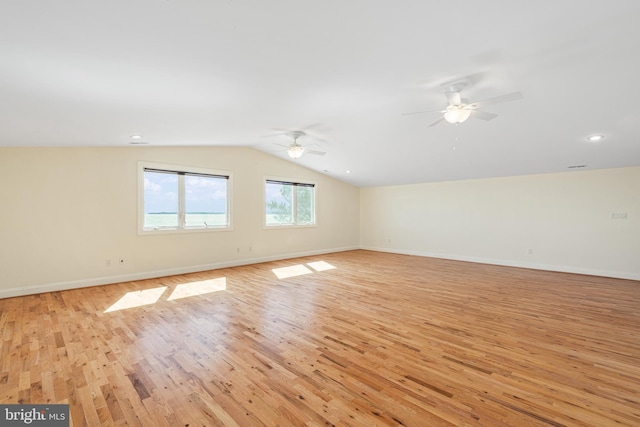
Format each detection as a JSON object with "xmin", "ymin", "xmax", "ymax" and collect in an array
[{"xmin": 1, "ymin": 250, "xmax": 639, "ymax": 426}]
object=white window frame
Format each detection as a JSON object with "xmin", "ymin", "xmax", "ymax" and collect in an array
[
  {"xmin": 138, "ymin": 161, "xmax": 233, "ymax": 235},
  {"xmin": 264, "ymin": 176, "xmax": 317, "ymax": 228}
]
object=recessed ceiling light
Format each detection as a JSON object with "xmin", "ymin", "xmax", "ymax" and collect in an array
[
  {"xmin": 586, "ymin": 135, "xmax": 604, "ymax": 141},
  {"xmin": 130, "ymin": 134, "xmax": 142, "ymax": 139},
  {"xmin": 346, "ymin": 170, "xmax": 351, "ymax": 174}
]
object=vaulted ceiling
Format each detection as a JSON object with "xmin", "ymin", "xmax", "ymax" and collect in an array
[{"xmin": 2, "ymin": 1, "xmax": 639, "ymax": 187}]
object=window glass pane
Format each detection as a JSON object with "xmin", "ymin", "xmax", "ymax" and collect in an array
[
  {"xmin": 184, "ymin": 175, "xmax": 228, "ymax": 227},
  {"xmin": 144, "ymin": 171, "xmax": 179, "ymax": 228},
  {"xmin": 296, "ymin": 185, "xmax": 314, "ymax": 224},
  {"xmin": 265, "ymin": 182, "xmax": 293, "ymax": 225}
]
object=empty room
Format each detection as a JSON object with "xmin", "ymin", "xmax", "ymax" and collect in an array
[{"xmin": 1, "ymin": 1, "xmax": 639, "ymax": 426}]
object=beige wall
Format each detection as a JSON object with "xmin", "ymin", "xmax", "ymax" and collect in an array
[
  {"xmin": 1, "ymin": 147, "xmax": 637, "ymax": 299},
  {"xmin": 0, "ymin": 146, "xmax": 360, "ymax": 297},
  {"xmin": 360, "ymin": 167, "xmax": 640, "ymax": 280}
]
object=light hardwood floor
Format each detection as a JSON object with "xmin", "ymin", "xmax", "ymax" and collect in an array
[{"xmin": 1, "ymin": 250, "xmax": 639, "ymax": 426}]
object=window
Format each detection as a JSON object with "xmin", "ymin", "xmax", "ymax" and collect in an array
[
  {"xmin": 265, "ymin": 179, "xmax": 315, "ymax": 226},
  {"xmin": 139, "ymin": 162, "xmax": 231, "ymax": 233}
]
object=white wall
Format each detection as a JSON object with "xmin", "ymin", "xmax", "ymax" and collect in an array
[
  {"xmin": 360, "ymin": 167, "xmax": 640, "ymax": 280},
  {"xmin": 2, "ymin": 148, "xmax": 636, "ymax": 299},
  {"xmin": 0, "ymin": 146, "xmax": 360, "ymax": 298}
]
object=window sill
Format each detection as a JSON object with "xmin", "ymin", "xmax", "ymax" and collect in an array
[
  {"xmin": 138, "ymin": 226, "xmax": 233, "ymax": 236},
  {"xmin": 263, "ymin": 223, "xmax": 317, "ymax": 230}
]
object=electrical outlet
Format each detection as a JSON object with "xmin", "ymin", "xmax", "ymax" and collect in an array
[
  {"xmin": 610, "ymin": 212, "xmax": 628, "ymax": 220},
  {"xmin": 105, "ymin": 259, "xmax": 111, "ymax": 267}
]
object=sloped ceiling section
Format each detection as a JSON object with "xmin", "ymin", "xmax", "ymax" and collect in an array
[{"xmin": 1, "ymin": 1, "xmax": 639, "ymax": 187}]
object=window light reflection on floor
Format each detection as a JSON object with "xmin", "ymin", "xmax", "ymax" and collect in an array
[
  {"xmin": 307, "ymin": 261, "xmax": 336, "ymax": 272},
  {"xmin": 272, "ymin": 264, "xmax": 313, "ymax": 279},
  {"xmin": 103, "ymin": 260, "xmax": 335, "ymax": 312},
  {"xmin": 104, "ymin": 277, "xmax": 228, "ymax": 313},
  {"xmin": 272, "ymin": 261, "xmax": 336, "ymax": 279},
  {"xmin": 104, "ymin": 286, "xmax": 167, "ymax": 313},
  {"xmin": 167, "ymin": 277, "xmax": 227, "ymax": 301}
]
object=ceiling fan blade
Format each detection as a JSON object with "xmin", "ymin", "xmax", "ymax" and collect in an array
[
  {"xmin": 262, "ymin": 128, "xmax": 307, "ymax": 139},
  {"xmin": 472, "ymin": 110, "xmax": 498, "ymax": 121},
  {"xmin": 264, "ymin": 125, "xmax": 328, "ymax": 139},
  {"xmin": 273, "ymin": 143, "xmax": 290, "ymax": 148},
  {"xmin": 305, "ymin": 133, "xmax": 330, "ymax": 144},
  {"xmin": 473, "ymin": 91, "xmax": 523, "ymax": 106},
  {"xmin": 427, "ymin": 117, "xmax": 445, "ymax": 127},
  {"xmin": 306, "ymin": 150, "xmax": 326, "ymax": 156},
  {"xmin": 445, "ymin": 91, "xmax": 462, "ymax": 106}
]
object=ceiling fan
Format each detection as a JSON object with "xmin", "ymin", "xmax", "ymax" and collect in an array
[
  {"xmin": 404, "ymin": 80, "xmax": 523, "ymax": 127},
  {"xmin": 274, "ymin": 131, "xmax": 326, "ymax": 159}
]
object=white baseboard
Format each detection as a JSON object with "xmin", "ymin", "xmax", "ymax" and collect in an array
[
  {"xmin": 0, "ymin": 246, "xmax": 359, "ymax": 299},
  {"xmin": 359, "ymin": 246, "xmax": 640, "ymax": 281},
  {"xmin": 3, "ymin": 245, "xmax": 636, "ymax": 299}
]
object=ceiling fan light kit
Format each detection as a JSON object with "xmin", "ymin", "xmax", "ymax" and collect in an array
[
  {"xmin": 287, "ymin": 144, "xmax": 305, "ymax": 158},
  {"xmin": 444, "ymin": 106, "xmax": 472, "ymax": 124},
  {"xmin": 271, "ymin": 130, "xmax": 326, "ymax": 159}
]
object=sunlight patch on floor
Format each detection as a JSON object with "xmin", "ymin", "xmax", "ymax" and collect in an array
[
  {"xmin": 104, "ymin": 286, "xmax": 167, "ymax": 313},
  {"xmin": 168, "ymin": 277, "xmax": 227, "ymax": 301},
  {"xmin": 272, "ymin": 261, "xmax": 336, "ymax": 279},
  {"xmin": 307, "ymin": 261, "xmax": 336, "ymax": 272},
  {"xmin": 272, "ymin": 264, "xmax": 313, "ymax": 279}
]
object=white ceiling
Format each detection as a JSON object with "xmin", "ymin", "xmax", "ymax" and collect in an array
[{"xmin": 1, "ymin": 1, "xmax": 639, "ymax": 187}]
